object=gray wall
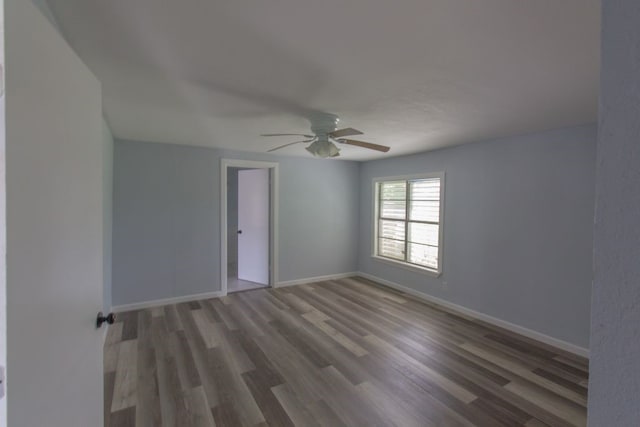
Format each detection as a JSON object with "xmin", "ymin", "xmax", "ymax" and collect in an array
[
  {"xmin": 358, "ymin": 125, "xmax": 596, "ymax": 349},
  {"xmin": 112, "ymin": 140, "xmax": 360, "ymax": 306},
  {"xmin": 102, "ymin": 121, "xmax": 114, "ymax": 311},
  {"xmin": 588, "ymin": 0, "xmax": 640, "ymax": 423}
]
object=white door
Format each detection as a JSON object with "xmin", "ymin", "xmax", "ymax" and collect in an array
[
  {"xmin": 5, "ymin": 1, "xmax": 104, "ymax": 425},
  {"xmin": 238, "ymin": 169, "xmax": 270, "ymax": 285}
]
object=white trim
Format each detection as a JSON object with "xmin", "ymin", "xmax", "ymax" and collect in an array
[
  {"xmin": 111, "ymin": 272, "xmax": 355, "ymax": 311},
  {"xmin": 372, "ymin": 171, "xmax": 445, "ymax": 276},
  {"xmin": 357, "ymin": 272, "xmax": 590, "ymax": 358},
  {"xmin": 372, "ymin": 255, "xmax": 441, "ymax": 277},
  {"xmin": 112, "ymin": 290, "xmax": 225, "ymax": 312},
  {"xmin": 221, "ymin": 159, "xmax": 279, "ymax": 296},
  {"xmin": 275, "ymin": 272, "xmax": 358, "ymax": 288}
]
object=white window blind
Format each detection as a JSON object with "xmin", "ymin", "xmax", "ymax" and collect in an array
[{"xmin": 376, "ymin": 175, "xmax": 443, "ymax": 273}]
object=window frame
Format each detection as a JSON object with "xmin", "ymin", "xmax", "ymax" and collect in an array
[{"xmin": 372, "ymin": 172, "xmax": 445, "ymax": 277}]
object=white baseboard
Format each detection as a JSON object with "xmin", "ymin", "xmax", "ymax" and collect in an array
[
  {"xmin": 112, "ymin": 290, "xmax": 225, "ymax": 312},
  {"xmin": 276, "ymin": 272, "xmax": 358, "ymax": 288},
  {"xmin": 111, "ymin": 272, "xmax": 356, "ymax": 312},
  {"xmin": 357, "ymin": 272, "xmax": 590, "ymax": 358}
]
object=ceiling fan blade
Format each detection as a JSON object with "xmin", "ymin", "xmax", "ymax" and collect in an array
[
  {"xmin": 261, "ymin": 133, "xmax": 315, "ymax": 138},
  {"xmin": 338, "ymin": 139, "xmax": 390, "ymax": 153},
  {"xmin": 329, "ymin": 128, "xmax": 364, "ymax": 138},
  {"xmin": 267, "ymin": 139, "xmax": 315, "ymax": 152}
]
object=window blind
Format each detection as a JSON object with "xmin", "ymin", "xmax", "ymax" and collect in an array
[{"xmin": 377, "ymin": 176, "xmax": 442, "ymax": 271}]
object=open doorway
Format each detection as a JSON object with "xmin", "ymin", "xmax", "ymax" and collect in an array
[
  {"xmin": 228, "ymin": 167, "xmax": 269, "ymax": 292},
  {"xmin": 221, "ymin": 159, "xmax": 278, "ymax": 295}
]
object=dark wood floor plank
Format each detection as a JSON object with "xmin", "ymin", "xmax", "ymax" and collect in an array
[
  {"xmin": 136, "ymin": 310, "xmax": 162, "ymax": 427},
  {"xmin": 471, "ymin": 396, "xmax": 534, "ymax": 426},
  {"xmin": 104, "ymin": 372, "xmax": 116, "ymax": 427},
  {"xmin": 224, "ymin": 297, "xmax": 267, "ymax": 337},
  {"xmin": 164, "ymin": 304, "xmax": 184, "ymax": 332},
  {"xmin": 106, "ymin": 277, "xmax": 588, "ymax": 427},
  {"xmin": 152, "ymin": 316, "xmax": 189, "ymax": 427},
  {"xmin": 251, "ymin": 328, "xmax": 327, "ymax": 405},
  {"xmin": 271, "ymin": 383, "xmax": 321, "ymax": 427},
  {"xmin": 110, "ymin": 407, "xmax": 136, "ymax": 427},
  {"xmin": 306, "ymin": 399, "xmax": 348, "ymax": 427},
  {"xmin": 210, "ymin": 298, "xmax": 239, "ymax": 331},
  {"xmin": 236, "ymin": 290, "xmax": 275, "ymax": 324},
  {"xmin": 316, "ymin": 365, "xmax": 398, "ymax": 426},
  {"xmin": 181, "ymin": 386, "xmax": 216, "ymax": 427},
  {"xmin": 242, "ymin": 370, "xmax": 295, "ymax": 427},
  {"xmin": 460, "ymin": 341, "xmax": 588, "ymax": 407},
  {"xmin": 175, "ymin": 303, "xmax": 220, "ymax": 409},
  {"xmin": 478, "ymin": 333, "xmax": 590, "ymax": 384},
  {"xmin": 111, "ymin": 339, "xmax": 138, "ymax": 412},
  {"xmin": 120, "ymin": 310, "xmax": 140, "ymax": 341},
  {"xmin": 532, "ymin": 368, "xmax": 589, "ymax": 397},
  {"xmin": 269, "ymin": 318, "xmax": 333, "ymax": 369},
  {"xmin": 198, "ymin": 299, "xmax": 225, "ymax": 324},
  {"xmin": 207, "ymin": 345, "xmax": 265, "ymax": 426},
  {"xmin": 357, "ymin": 352, "xmax": 475, "ymax": 426},
  {"xmin": 169, "ymin": 330, "xmax": 202, "ymax": 391},
  {"xmin": 486, "ymin": 333, "xmax": 559, "ymax": 360}
]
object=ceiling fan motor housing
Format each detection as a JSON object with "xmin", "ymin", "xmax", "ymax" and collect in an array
[
  {"xmin": 309, "ymin": 113, "xmax": 340, "ymax": 136},
  {"xmin": 263, "ymin": 113, "xmax": 389, "ymax": 156}
]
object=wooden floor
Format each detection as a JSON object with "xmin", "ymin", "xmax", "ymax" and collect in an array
[
  {"xmin": 228, "ymin": 276, "xmax": 268, "ymax": 293},
  {"xmin": 105, "ymin": 277, "xmax": 589, "ymax": 427}
]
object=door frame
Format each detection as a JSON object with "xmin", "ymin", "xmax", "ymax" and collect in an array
[{"xmin": 220, "ymin": 159, "xmax": 279, "ymax": 295}]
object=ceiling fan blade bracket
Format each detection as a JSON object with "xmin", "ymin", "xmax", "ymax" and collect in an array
[
  {"xmin": 262, "ymin": 120, "xmax": 387, "ymax": 157},
  {"xmin": 338, "ymin": 139, "xmax": 390, "ymax": 153},
  {"xmin": 267, "ymin": 138, "xmax": 316, "ymax": 152},
  {"xmin": 329, "ymin": 128, "xmax": 364, "ymax": 138},
  {"xmin": 261, "ymin": 133, "xmax": 315, "ymax": 138}
]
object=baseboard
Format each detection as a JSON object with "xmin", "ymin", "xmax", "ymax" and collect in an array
[
  {"xmin": 276, "ymin": 272, "xmax": 358, "ymax": 288},
  {"xmin": 111, "ymin": 272, "xmax": 356, "ymax": 311},
  {"xmin": 357, "ymin": 272, "xmax": 590, "ymax": 358},
  {"xmin": 112, "ymin": 290, "xmax": 225, "ymax": 312}
]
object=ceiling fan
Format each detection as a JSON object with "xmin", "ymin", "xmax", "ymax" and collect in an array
[{"xmin": 261, "ymin": 114, "xmax": 390, "ymax": 158}]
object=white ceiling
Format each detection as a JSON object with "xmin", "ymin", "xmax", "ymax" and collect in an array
[{"xmin": 47, "ymin": 0, "xmax": 600, "ymax": 161}]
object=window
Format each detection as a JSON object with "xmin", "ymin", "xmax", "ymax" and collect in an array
[{"xmin": 373, "ymin": 173, "xmax": 444, "ymax": 275}]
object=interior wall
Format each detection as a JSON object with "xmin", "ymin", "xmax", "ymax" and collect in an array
[
  {"xmin": 6, "ymin": 0, "xmax": 105, "ymax": 424},
  {"xmin": 358, "ymin": 125, "xmax": 596, "ymax": 349},
  {"xmin": 112, "ymin": 140, "xmax": 360, "ymax": 307},
  {"xmin": 102, "ymin": 121, "xmax": 114, "ymax": 312},
  {"xmin": 30, "ymin": 0, "xmax": 59, "ymax": 31},
  {"xmin": 588, "ymin": 0, "xmax": 640, "ymax": 423},
  {"xmin": 30, "ymin": 0, "xmax": 115, "ymax": 314}
]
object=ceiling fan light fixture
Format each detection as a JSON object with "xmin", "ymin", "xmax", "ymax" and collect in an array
[
  {"xmin": 262, "ymin": 116, "xmax": 389, "ymax": 157},
  {"xmin": 306, "ymin": 139, "xmax": 340, "ymax": 158}
]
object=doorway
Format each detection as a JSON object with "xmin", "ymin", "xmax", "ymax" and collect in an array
[{"xmin": 221, "ymin": 159, "xmax": 278, "ymax": 295}]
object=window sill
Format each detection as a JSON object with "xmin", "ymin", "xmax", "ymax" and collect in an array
[{"xmin": 371, "ymin": 255, "xmax": 442, "ymax": 278}]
